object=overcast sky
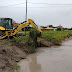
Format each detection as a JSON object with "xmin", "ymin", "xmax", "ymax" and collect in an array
[{"xmin": 0, "ymin": 0, "xmax": 72, "ymax": 28}]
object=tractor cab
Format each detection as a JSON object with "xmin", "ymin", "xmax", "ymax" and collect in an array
[{"xmin": 0, "ymin": 18, "xmax": 14, "ymax": 30}]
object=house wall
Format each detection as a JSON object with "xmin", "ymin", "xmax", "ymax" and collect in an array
[{"xmin": 41, "ymin": 29, "xmax": 54, "ymax": 31}]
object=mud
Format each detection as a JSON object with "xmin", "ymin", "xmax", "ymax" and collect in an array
[
  {"xmin": 0, "ymin": 40, "xmax": 26, "ymax": 72},
  {"xmin": 18, "ymin": 39, "xmax": 72, "ymax": 72}
]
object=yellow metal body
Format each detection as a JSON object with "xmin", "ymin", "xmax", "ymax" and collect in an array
[
  {"xmin": 0, "ymin": 26, "xmax": 5, "ymax": 30},
  {"xmin": 0, "ymin": 19, "xmax": 42, "ymax": 39}
]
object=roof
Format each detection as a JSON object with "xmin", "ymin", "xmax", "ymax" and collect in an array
[
  {"xmin": 57, "ymin": 25, "xmax": 63, "ymax": 28},
  {"xmin": 13, "ymin": 23, "xmax": 18, "ymax": 27},
  {"xmin": 0, "ymin": 18, "xmax": 12, "ymax": 19}
]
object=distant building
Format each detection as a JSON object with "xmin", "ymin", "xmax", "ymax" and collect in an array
[
  {"xmin": 13, "ymin": 23, "xmax": 18, "ymax": 27},
  {"xmin": 57, "ymin": 25, "xmax": 63, "ymax": 28},
  {"xmin": 40, "ymin": 25, "xmax": 57, "ymax": 31},
  {"xmin": 13, "ymin": 23, "xmax": 18, "ymax": 29},
  {"xmin": 56, "ymin": 25, "xmax": 63, "ymax": 31}
]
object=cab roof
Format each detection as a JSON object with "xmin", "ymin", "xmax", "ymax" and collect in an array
[{"xmin": 0, "ymin": 18, "xmax": 12, "ymax": 19}]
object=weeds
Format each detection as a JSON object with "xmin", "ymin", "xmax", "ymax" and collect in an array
[
  {"xmin": 25, "ymin": 29, "xmax": 40, "ymax": 53},
  {"xmin": 13, "ymin": 63, "xmax": 20, "ymax": 72},
  {"xmin": 11, "ymin": 36, "xmax": 29, "ymax": 43},
  {"xmin": 11, "ymin": 38, "xmax": 22, "ymax": 42},
  {"xmin": 26, "ymin": 44, "xmax": 35, "ymax": 53}
]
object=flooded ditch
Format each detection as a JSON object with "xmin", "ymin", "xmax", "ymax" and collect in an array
[{"xmin": 18, "ymin": 40, "xmax": 72, "ymax": 72}]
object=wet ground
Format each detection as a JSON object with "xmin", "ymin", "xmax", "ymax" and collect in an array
[{"xmin": 18, "ymin": 40, "xmax": 72, "ymax": 72}]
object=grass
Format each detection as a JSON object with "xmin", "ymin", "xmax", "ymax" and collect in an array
[
  {"xmin": 11, "ymin": 36, "xmax": 29, "ymax": 43},
  {"xmin": 13, "ymin": 63, "xmax": 20, "ymax": 72},
  {"xmin": 42, "ymin": 31, "xmax": 72, "ymax": 45},
  {"xmin": 19, "ymin": 30, "xmax": 30, "ymax": 33},
  {"xmin": 17, "ymin": 32, "xmax": 29, "ymax": 36},
  {"xmin": 11, "ymin": 32, "xmax": 30, "ymax": 43},
  {"xmin": 3, "ymin": 31, "xmax": 72, "ymax": 45},
  {"xmin": 11, "ymin": 31, "xmax": 72, "ymax": 45}
]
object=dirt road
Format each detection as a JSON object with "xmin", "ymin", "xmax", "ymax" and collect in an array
[{"xmin": 18, "ymin": 40, "xmax": 72, "ymax": 72}]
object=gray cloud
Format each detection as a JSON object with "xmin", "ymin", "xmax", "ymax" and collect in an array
[{"xmin": 0, "ymin": 0, "xmax": 72, "ymax": 28}]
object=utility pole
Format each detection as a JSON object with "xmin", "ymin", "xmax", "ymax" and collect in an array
[
  {"xmin": 25, "ymin": 0, "xmax": 27, "ymax": 21},
  {"xmin": 25, "ymin": 0, "xmax": 27, "ymax": 35}
]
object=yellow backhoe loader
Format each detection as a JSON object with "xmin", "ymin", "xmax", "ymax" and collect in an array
[{"xmin": 0, "ymin": 18, "xmax": 42, "ymax": 39}]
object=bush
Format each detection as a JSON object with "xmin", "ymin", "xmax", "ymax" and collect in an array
[
  {"xmin": 57, "ymin": 28, "xmax": 61, "ymax": 31},
  {"xmin": 29, "ymin": 29, "xmax": 40, "ymax": 48}
]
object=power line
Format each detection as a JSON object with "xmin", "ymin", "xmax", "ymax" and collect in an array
[
  {"xmin": 28, "ymin": 2, "xmax": 72, "ymax": 5},
  {"xmin": 0, "ymin": 3, "xmax": 25, "ymax": 8},
  {"xmin": 1, "ymin": 2, "xmax": 72, "ymax": 8}
]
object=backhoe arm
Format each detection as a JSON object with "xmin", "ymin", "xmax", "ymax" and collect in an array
[
  {"xmin": 11, "ymin": 23, "xmax": 29, "ymax": 35},
  {"xmin": 11, "ymin": 19, "xmax": 42, "ymax": 36},
  {"xmin": 28, "ymin": 19, "xmax": 42, "ymax": 33},
  {"xmin": 0, "ymin": 19, "xmax": 42, "ymax": 39}
]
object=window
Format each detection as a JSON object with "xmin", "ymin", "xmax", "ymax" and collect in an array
[{"xmin": 0, "ymin": 18, "xmax": 13, "ymax": 29}]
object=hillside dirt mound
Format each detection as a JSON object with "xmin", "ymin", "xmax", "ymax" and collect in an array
[{"xmin": 0, "ymin": 40, "xmax": 26, "ymax": 72}]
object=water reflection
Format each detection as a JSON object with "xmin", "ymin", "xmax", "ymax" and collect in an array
[
  {"xmin": 18, "ymin": 54, "xmax": 41, "ymax": 72},
  {"xmin": 18, "ymin": 60, "xmax": 30, "ymax": 72},
  {"xmin": 18, "ymin": 40, "xmax": 72, "ymax": 72}
]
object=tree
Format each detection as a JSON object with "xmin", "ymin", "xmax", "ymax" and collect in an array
[
  {"xmin": 57, "ymin": 28, "xmax": 61, "ymax": 31},
  {"xmin": 49, "ymin": 25, "xmax": 53, "ymax": 28},
  {"xmin": 42, "ymin": 26, "xmax": 47, "ymax": 29},
  {"xmin": 63, "ymin": 28, "xmax": 68, "ymax": 31}
]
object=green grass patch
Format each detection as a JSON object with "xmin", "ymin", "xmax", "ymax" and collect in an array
[
  {"xmin": 13, "ymin": 63, "xmax": 20, "ymax": 72},
  {"xmin": 14, "ymin": 31, "xmax": 72, "ymax": 45},
  {"xmin": 19, "ymin": 30, "xmax": 30, "ymax": 32},
  {"xmin": 42, "ymin": 31, "xmax": 72, "ymax": 45},
  {"xmin": 11, "ymin": 36, "xmax": 29, "ymax": 43}
]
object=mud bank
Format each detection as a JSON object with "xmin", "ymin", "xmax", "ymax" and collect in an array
[
  {"xmin": 11, "ymin": 36, "xmax": 72, "ymax": 53},
  {"xmin": 38, "ymin": 36, "xmax": 72, "ymax": 47},
  {"xmin": 0, "ymin": 40, "xmax": 26, "ymax": 72}
]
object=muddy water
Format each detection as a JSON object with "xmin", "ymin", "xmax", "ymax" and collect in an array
[{"xmin": 18, "ymin": 40, "xmax": 72, "ymax": 72}]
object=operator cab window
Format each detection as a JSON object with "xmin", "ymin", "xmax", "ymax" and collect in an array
[{"xmin": 0, "ymin": 18, "xmax": 13, "ymax": 30}]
